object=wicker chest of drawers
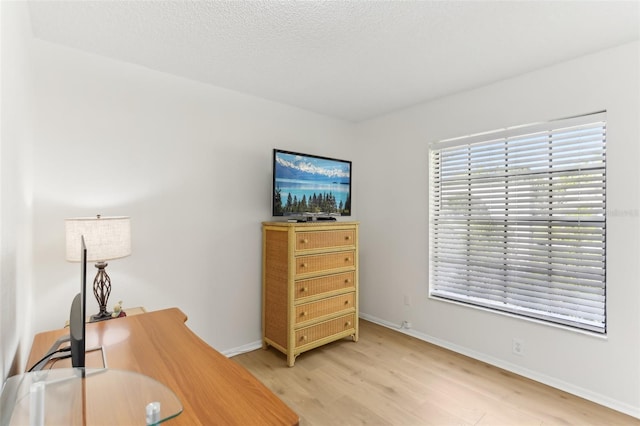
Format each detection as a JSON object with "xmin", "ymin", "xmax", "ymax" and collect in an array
[{"xmin": 262, "ymin": 221, "xmax": 359, "ymax": 366}]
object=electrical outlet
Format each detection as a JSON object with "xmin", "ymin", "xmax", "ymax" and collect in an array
[
  {"xmin": 512, "ymin": 338, "xmax": 525, "ymax": 356},
  {"xmin": 403, "ymin": 294, "xmax": 411, "ymax": 306},
  {"xmin": 401, "ymin": 321, "xmax": 412, "ymax": 329}
]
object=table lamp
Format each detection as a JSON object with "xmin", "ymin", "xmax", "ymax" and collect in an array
[{"xmin": 65, "ymin": 215, "xmax": 131, "ymax": 321}]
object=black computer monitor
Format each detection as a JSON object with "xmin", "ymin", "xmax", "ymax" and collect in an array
[
  {"xmin": 27, "ymin": 236, "xmax": 96, "ymax": 373},
  {"xmin": 69, "ymin": 235, "xmax": 87, "ymax": 368}
]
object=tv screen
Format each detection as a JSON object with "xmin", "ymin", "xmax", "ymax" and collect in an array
[{"xmin": 272, "ymin": 149, "xmax": 352, "ymax": 217}]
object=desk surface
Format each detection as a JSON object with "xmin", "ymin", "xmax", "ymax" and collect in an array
[{"xmin": 27, "ymin": 308, "xmax": 299, "ymax": 425}]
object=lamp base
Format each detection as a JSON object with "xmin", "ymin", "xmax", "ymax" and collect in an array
[
  {"xmin": 92, "ymin": 261, "xmax": 113, "ymax": 323},
  {"xmin": 90, "ymin": 311, "xmax": 112, "ymax": 322}
]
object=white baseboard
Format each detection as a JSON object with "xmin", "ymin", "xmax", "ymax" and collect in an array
[
  {"xmin": 222, "ymin": 340, "xmax": 263, "ymax": 358},
  {"xmin": 358, "ymin": 312, "xmax": 640, "ymax": 420}
]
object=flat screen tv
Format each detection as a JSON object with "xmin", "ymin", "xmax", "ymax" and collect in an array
[{"xmin": 272, "ymin": 149, "xmax": 352, "ymax": 217}]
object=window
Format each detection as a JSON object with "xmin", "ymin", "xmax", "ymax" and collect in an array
[{"xmin": 429, "ymin": 112, "xmax": 607, "ymax": 333}]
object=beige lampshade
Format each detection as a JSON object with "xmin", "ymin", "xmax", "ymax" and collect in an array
[{"xmin": 65, "ymin": 216, "xmax": 131, "ymax": 262}]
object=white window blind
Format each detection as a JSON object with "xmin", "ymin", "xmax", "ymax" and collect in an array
[{"xmin": 429, "ymin": 112, "xmax": 607, "ymax": 333}]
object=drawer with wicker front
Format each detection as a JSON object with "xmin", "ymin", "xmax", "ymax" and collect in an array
[
  {"xmin": 295, "ymin": 314, "xmax": 356, "ymax": 348},
  {"xmin": 294, "ymin": 271, "xmax": 355, "ymax": 301},
  {"xmin": 295, "ymin": 230, "xmax": 356, "ymax": 252},
  {"xmin": 295, "ymin": 251, "xmax": 355, "ymax": 277},
  {"xmin": 295, "ymin": 293, "xmax": 355, "ymax": 325}
]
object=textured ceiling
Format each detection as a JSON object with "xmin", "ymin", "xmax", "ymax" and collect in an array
[{"xmin": 27, "ymin": 1, "xmax": 640, "ymax": 122}]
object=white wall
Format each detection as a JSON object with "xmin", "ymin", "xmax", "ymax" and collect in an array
[
  {"xmin": 28, "ymin": 38, "xmax": 355, "ymax": 355},
  {"xmin": 355, "ymin": 41, "xmax": 640, "ymax": 417},
  {"xmin": 0, "ymin": 1, "xmax": 35, "ymax": 381}
]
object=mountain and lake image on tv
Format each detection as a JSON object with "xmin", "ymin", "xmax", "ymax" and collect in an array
[{"xmin": 273, "ymin": 149, "xmax": 352, "ymax": 216}]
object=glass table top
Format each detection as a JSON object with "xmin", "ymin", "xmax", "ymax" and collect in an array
[{"xmin": 0, "ymin": 368, "xmax": 182, "ymax": 425}]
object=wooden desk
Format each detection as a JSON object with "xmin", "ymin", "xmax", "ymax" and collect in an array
[{"xmin": 27, "ymin": 308, "xmax": 299, "ymax": 425}]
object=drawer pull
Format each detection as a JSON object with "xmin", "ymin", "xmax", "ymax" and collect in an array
[
  {"xmin": 301, "ymin": 287, "xmax": 309, "ymax": 293},
  {"xmin": 345, "ymin": 235, "xmax": 351, "ymax": 240},
  {"xmin": 344, "ymin": 300, "xmax": 350, "ymax": 305},
  {"xmin": 301, "ymin": 238, "xmax": 309, "ymax": 244},
  {"xmin": 301, "ymin": 311, "xmax": 308, "ymax": 317},
  {"xmin": 345, "ymin": 257, "xmax": 350, "ymax": 262},
  {"xmin": 300, "ymin": 335, "xmax": 307, "ymax": 342},
  {"xmin": 345, "ymin": 278, "xmax": 351, "ymax": 283},
  {"xmin": 301, "ymin": 263, "xmax": 308, "ymax": 268},
  {"xmin": 345, "ymin": 321, "xmax": 352, "ymax": 327}
]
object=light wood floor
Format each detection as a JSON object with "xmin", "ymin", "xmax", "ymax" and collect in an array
[{"xmin": 232, "ymin": 320, "xmax": 639, "ymax": 425}]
